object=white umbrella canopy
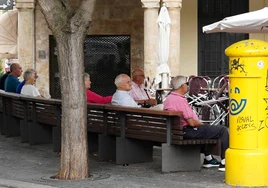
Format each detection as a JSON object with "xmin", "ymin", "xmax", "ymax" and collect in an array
[
  {"xmin": 203, "ymin": 7, "xmax": 268, "ymax": 34},
  {"xmin": 155, "ymin": 4, "xmax": 171, "ymax": 88},
  {"xmin": 0, "ymin": 9, "xmax": 17, "ymax": 59}
]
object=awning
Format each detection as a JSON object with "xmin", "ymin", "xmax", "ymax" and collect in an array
[
  {"xmin": 203, "ymin": 7, "xmax": 268, "ymax": 34},
  {"xmin": 0, "ymin": 9, "xmax": 17, "ymax": 59}
]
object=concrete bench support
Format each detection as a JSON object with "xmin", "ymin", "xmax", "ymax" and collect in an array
[
  {"xmin": 4, "ymin": 115, "xmax": 20, "ymax": 137},
  {"xmin": 116, "ymin": 138, "xmax": 153, "ymax": 165},
  {"xmin": 20, "ymin": 120, "xmax": 29, "ymax": 142},
  {"xmin": 52, "ymin": 127, "xmax": 61, "ymax": 152},
  {"xmin": 98, "ymin": 134, "xmax": 116, "ymax": 161},
  {"xmin": 0, "ymin": 113, "xmax": 5, "ymax": 135},
  {"xmin": 162, "ymin": 143, "xmax": 201, "ymax": 172},
  {"xmin": 88, "ymin": 132, "xmax": 98, "ymax": 153},
  {"xmin": 29, "ymin": 122, "xmax": 52, "ymax": 145}
]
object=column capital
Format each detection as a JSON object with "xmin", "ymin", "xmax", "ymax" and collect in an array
[
  {"xmin": 16, "ymin": 0, "xmax": 35, "ymax": 9},
  {"xmin": 163, "ymin": 0, "xmax": 182, "ymax": 8},
  {"xmin": 141, "ymin": 0, "xmax": 160, "ymax": 8}
]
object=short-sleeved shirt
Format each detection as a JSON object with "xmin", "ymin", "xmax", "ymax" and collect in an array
[
  {"xmin": 111, "ymin": 90, "xmax": 140, "ymax": 107},
  {"xmin": 16, "ymin": 80, "xmax": 26, "ymax": 94},
  {"xmin": 4, "ymin": 74, "xmax": 20, "ymax": 93},
  {"xmin": 21, "ymin": 85, "xmax": 40, "ymax": 97},
  {"xmin": 129, "ymin": 82, "xmax": 150, "ymax": 100},
  {"xmin": 164, "ymin": 92, "xmax": 199, "ymax": 126}
]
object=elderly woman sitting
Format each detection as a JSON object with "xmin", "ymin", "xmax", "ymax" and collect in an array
[
  {"xmin": 84, "ymin": 73, "xmax": 112, "ymax": 104},
  {"xmin": 21, "ymin": 69, "xmax": 41, "ymax": 97}
]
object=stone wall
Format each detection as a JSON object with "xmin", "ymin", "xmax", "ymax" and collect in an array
[
  {"xmin": 35, "ymin": 5, "xmax": 51, "ymax": 95},
  {"xmin": 34, "ymin": 0, "xmax": 144, "ymax": 95},
  {"xmin": 89, "ymin": 0, "xmax": 144, "ymax": 70}
]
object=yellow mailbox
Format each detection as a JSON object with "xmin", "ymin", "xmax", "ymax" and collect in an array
[{"xmin": 225, "ymin": 39, "xmax": 268, "ymax": 186}]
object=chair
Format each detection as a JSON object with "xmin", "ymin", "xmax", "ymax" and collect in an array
[
  {"xmin": 195, "ymin": 76, "xmax": 229, "ymax": 126},
  {"xmin": 187, "ymin": 76, "xmax": 210, "ymax": 103},
  {"xmin": 186, "ymin": 76, "xmax": 211, "ymax": 119},
  {"xmin": 212, "ymin": 74, "xmax": 228, "ymax": 90},
  {"xmin": 144, "ymin": 77, "xmax": 156, "ymax": 97}
]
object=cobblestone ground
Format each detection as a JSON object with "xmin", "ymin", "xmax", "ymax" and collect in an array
[{"xmin": 0, "ymin": 136, "xmax": 229, "ymax": 188}]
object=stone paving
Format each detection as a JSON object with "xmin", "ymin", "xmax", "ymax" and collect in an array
[{"xmin": 0, "ymin": 136, "xmax": 230, "ymax": 188}]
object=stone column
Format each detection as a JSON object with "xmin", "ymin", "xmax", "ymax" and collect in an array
[
  {"xmin": 165, "ymin": 0, "xmax": 182, "ymax": 76},
  {"xmin": 141, "ymin": 0, "xmax": 160, "ymax": 81},
  {"xmin": 15, "ymin": 0, "xmax": 35, "ymax": 70}
]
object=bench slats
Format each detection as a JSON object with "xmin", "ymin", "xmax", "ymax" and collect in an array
[
  {"xmin": 0, "ymin": 92, "xmax": 220, "ymax": 148},
  {"xmin": 127, "ymin": 124, "xmax": 165, "ymax": 132},
  {"xmin": 126, "ymin": 133, "xmax": 166, "ymax": 143},
  {"xmin": 126, "ymin": 120, "xmax": 166, "ymax": 128},
  {"xmin": 171, "ymin": 130, "xmax": 184, "ymax": 135},
  {"xmin": 172, "ymin": 139, "xmax": 218, "ymax": 145},
  {"xmin": 127, "ymin": 115, "xmax": 167, "ymax": 124}
]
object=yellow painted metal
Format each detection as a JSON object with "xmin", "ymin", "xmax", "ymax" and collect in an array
[
  {"xmin": 225, "ymin": 149, "xmax": 268, "ymax": 186},
  {"xmin": 225, "ymin": 39, "xmax": 268, "ymax": 186}
]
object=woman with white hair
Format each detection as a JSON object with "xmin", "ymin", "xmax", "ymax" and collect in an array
[
  {"xmin": 83, "ymin": 73, "xmax": 112, "ymax": 104},
  {"xmin": 21, "ymin": 69, "xmax": 41, "ymax": 97}
]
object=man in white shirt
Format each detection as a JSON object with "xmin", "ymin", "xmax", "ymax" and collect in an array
[
  {"xmin": 111, "ymin": 74, "xmax": 140, "ymax": 107},
  {"xmin": 129, "ymin": 68, "xmax": 157, "ymax": 107}
]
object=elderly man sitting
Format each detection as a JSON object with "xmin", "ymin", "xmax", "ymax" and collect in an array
[
  {"xmin": 111, "ymin": 74, "xmax": 140, "ymax": 107},
  {"xmin": 163, "ymin": 75, "xmax": 229, "ymax": 172},
  {"xmin": 129, "ymin": 68, "xmax": 157, "ymax": 107},
  {"xmin": 4, "ymin": 63, "xmax": 22, "ymax": 93}
]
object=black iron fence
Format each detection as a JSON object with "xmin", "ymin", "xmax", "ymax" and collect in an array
[{"xmin": 49, "ymin": 35, "xmax": 131, "ymax": 99}]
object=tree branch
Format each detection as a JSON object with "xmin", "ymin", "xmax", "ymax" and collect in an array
[
  {"xmin": 60, "ymin": 0, "xmax": 76, "ymax": 19},
  {"xmin": 37, "ymin": 0, "xmax": 96, "ymax": 37},
  {"xmin": 37, "ymin": 0, "xmax": 70, "ymax": 35},
  {"xmin": 69, "ymin": 0, "xmax": 96, "ymax": 34}
]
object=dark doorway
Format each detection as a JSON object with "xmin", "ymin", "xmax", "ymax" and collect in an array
[
  {"xmin": 198, "ymin": 0, "xmax": 249, "ymax": 78},
  {"xmin": 49, "ymin": 35, "xmax": 131, "ymax": 99}
]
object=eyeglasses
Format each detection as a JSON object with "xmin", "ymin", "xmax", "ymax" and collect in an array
[{"xmin": 137, "ymin": 75, "xmax": 145, "ymax": 77}]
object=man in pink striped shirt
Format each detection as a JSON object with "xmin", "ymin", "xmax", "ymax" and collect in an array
[
  {"xmin": 129, "ymin": 68, "xmax": 157, "ymax": 106},
  {"xmin": 164, "ymin": 75, "xmax": 229, "ymax": 172}
]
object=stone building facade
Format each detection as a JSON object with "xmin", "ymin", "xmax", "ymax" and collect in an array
[{"xmin": 15, "ymin": 0, "xmax": 268, "ymax": 96}]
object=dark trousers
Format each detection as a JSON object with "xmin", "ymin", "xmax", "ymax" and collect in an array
[{"xmin": 183, "ymin": 125, "xmax": 229, "ymax": 159}]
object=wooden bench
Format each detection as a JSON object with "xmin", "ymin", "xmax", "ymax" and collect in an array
[
  {"xmin": 0, "ymin": 92, "xmax": 22, "ymax": 137},
  {"xmin": 0, "ymin": 91, "xmax": 220, "ymax": 172},
  {"xmin": 88, "ymin": 105, "xmax": 220, "ymax": 172},
  {"xmin": 0, "ymin": 92, "xmax": 61, "ymax": 146}
]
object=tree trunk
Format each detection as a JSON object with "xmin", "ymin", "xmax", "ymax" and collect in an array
[
  {"xmin": 37, "ymin": 0, "xmax": 96, "ymax": 180},
  {"xmin": 56, "ymin": 33, "xmax": 89, "ymax": 179}
]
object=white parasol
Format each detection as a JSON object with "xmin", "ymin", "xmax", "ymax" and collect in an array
[
  {"xmin": 155, "ymin": 4, "xmax": 171, "ymax": 88},
  {"xmin": 203, "ymin": 7, "xmax": 268, "ymax": 34}
]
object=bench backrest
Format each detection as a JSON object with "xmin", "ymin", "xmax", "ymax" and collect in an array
[{"xmin": 0, "ymin": 92, "xmax": 185, "ymax": 145}]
